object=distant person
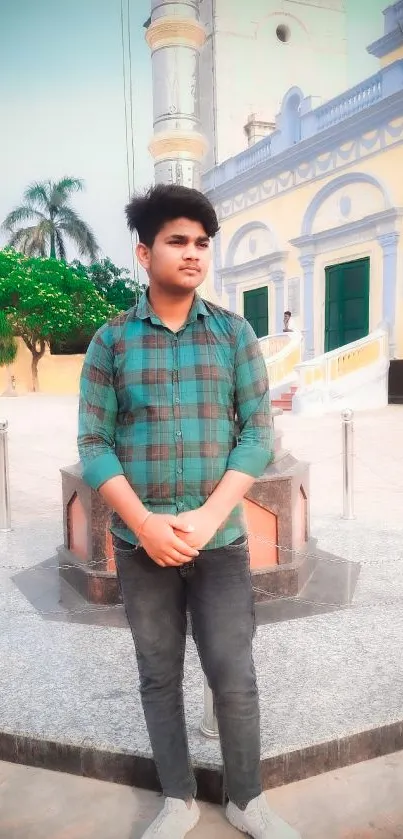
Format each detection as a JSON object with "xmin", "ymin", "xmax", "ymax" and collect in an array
[
  {"xmin": 283, "ymin": 310, "xmax": 294, "ymax": 332},
  {"xmin": 78, "ymin": 184, "xmax": 300, "ymax": 839}
]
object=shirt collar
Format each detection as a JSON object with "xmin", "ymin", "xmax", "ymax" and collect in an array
[{"xmin": 136, "ymin": 291, "xmax": 210, "ymax": 326}]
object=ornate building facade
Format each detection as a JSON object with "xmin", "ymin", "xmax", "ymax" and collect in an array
[{"xmin": 146, "ymin": 1, "xmax": 403, "ymax": 370}]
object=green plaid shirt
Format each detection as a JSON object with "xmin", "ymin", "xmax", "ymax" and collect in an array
[{"xmin": 78, "ymin": 292, "xmax": 273, "ymax": 549}]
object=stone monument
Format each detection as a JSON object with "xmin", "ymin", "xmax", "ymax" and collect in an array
[{"xmin": 58, "ymin": 410, "xmax": 310, "ymax": 604}]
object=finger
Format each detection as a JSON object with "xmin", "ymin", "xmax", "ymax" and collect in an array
[
  {"xmin": 171, "ymin": 535, "xmax": 199, "ymax": 557},
  {"xmin": 166, "ymin": 515, "xmax": 195, "ymax": 533},
  {"xmin": 167, "ymin": 549, "xmax": 196, "ymax": 565}
]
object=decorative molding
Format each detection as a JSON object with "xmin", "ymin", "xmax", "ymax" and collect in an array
[
  {"xmin": 146, "ymin": 17, "xmax": 206, "ymax": 51},
  {"xmin": 301, "ymin": 172, "xmax": 392, "ymax": 236},
  {"xmin": 299, "ymin": 254, "xmax": 315, "ymax": 271},
  {"xmin": 149, "ymin": 131, "xmax": 208, "ymax": 162},
  {"xmin": 377, "ymin": 231, "xmax": 400, "ymax": 252},
  {"xmin": 225, "ymin": 221, "xmax": 277, "ymax": 269},
  {"xmin": 219, "ymin": 251, "xmax": 288, "ymax": 287},
  {"xmin": 291, "ymin": 209, "xmax": 401, "ymax": 254},
  {"xmin": 270, "ymin": 269, "xmax": 285, "ymax": 284},
  {"xmin": 211, "ymin": 116, "xmax": 403, "ymax": 221},
  {"xmin": 367, "ymin": 29, "xmax": 403, "ymax": 58}
]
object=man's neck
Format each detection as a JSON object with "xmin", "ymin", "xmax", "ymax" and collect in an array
[{"xmin": 148, "ymin": 286, "xmax": 196, "ymax": 332}]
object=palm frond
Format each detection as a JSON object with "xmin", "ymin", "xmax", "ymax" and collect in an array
[
  {"xmin": 23, "ymin": 181, "xmax": 51, "ymax": 211},
  {"xmin": 2, "ymin": 205, "xmax": 45, "ymax": 232},
  {"xmin": 57, "ymin": 208, "xmax": 99, "ymax": 261},
  {"xmin": 51, "ymin": 177, "xmax": 84, "ymax": 208},
  {"xmin": 8, "ymin": 222, "xmax": 49, "ymax": 257}
]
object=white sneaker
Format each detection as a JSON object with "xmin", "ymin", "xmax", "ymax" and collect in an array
[
  {"xmin": 141, "ymin": 797, "xmax": 200, "ymax": 838},
  {"xmin": 226, "ymin": 792, "xmax": 301, "ymax": 838}
]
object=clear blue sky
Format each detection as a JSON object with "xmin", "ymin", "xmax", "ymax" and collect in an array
[{"xmin": 0, "ymin": 0, "xmax": 388, "ymax": 271}]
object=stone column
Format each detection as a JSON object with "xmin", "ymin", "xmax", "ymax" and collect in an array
[
  {"xmin": 146, "ymin": 0, "xmax": 208, "ymax": 188},
  {"xmin": 226, "ymin": 283, "xmax": 237, "ymax": 312},
  {"xmin": 299, "ymin": 254, "xmax": 315, "ymax": 359},
  {"xmin": 378, "ymin": 231, "xmax": 399, "ymax": 357},
  {"xmin": 271, "ymin": 269, "xmax": 285, "ymax": 334}
]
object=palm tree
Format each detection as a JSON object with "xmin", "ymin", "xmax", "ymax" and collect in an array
[{"xmin": 2, "ymin": 177, "xmax": 99, "ymax": 262}]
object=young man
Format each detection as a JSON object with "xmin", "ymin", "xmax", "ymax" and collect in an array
[
  {"xmin": 283, "ymin": 311, "xmax": 294, "ymax": 332},
  {"xmin": 78, "ymin": 184, "xmax": 301, "ymax": 839}
]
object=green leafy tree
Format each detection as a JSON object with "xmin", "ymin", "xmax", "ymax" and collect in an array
[
  {"xmin": 2, "ymin": 177, "xmax": 99, "ymax": 262},
  {"xmin": 78, "ymin": 258, "xmax": 145, "ymax": 311},
  {"xmin": 0, "ymin": 311, "xmax": 17, "ymax": 367},
  {"xmin": 0, "ymin": 249, "xmax": 116, "ymax": 391}
]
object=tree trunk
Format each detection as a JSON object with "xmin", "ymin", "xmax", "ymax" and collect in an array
[
  {"xmin": 50, "ymin": 229, "xmax": 56, "ymax": 259},
  {"xmin": 24, "ymin": 338, "xmax": 46, "ymax": 392}
]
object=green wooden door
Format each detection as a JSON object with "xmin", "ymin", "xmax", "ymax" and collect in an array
[
  {"xmin": 325, "ymin": 258, "xmax": 369, "ymax": 352},
  {"xmin": 243, "ymin": 286, "xmax": 269, "ymax": 338}
]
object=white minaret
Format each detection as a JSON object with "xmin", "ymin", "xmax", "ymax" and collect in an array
[{"xmin": 145, "ymin": 0, "xmax": 208, "ymax": 187}]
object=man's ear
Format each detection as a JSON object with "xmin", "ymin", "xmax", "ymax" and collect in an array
[{"xmin": 136, "ymin": 242, "xmax": 150, "ymax": 270}]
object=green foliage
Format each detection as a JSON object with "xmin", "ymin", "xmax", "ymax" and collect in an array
[
  {"xmin": 0, "ymin": 249, "xmax": 116, "ymax": 388},
  {"xmin": 2, "ymin": 177, "xmax": 99, "ymax": 262},
  {"xmin": 75, "ymin": 257, "xmax": 145, "ymax": 311},
  {"xmin": 0, "ymin": 310, "xmax": 17, "ymax": 367}
]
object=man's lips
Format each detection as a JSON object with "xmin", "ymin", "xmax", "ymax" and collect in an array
[{"xmin": 180, "ymin": 265, "xmax": 200, "ymax": 273}]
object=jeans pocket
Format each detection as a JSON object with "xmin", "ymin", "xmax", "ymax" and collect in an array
[
  {"xmin": 112, "ymin": 535, "xmax": 137, "ymax": 554},
  {"xmin": 225, "ymin": 537, "xmax": 248, "ymax": 552}
]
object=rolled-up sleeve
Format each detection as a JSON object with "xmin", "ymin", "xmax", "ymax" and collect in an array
[
  {"xmin": 77, "ymin": 327, "xmax": 124, "ymax": 490},
  {"xmin": 227, "ymin": 319, "xmax": 273, "ymax": 478}
]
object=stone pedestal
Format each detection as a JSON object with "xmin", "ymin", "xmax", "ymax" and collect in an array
[
  {"xmin": 58, "ymin": 410, "xmax": 311, "ymax": 604},
  {"xmin": 57, "ymin": 463, "xmax": 120, "ymax": 604}
]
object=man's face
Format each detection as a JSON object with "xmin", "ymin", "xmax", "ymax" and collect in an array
[{"xmin": 136, "ymin": 218, "xmax": 211, "ymax": 295}]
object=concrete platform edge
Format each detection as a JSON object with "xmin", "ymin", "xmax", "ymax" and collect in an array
[{"xmin": 1, "ymin": 719, "xmax": 403, "ymax": 804}]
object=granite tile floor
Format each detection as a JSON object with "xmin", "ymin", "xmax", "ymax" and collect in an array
[{"xmin": 0, "ymin": 396, "xmax": 403, "ymax": 783}]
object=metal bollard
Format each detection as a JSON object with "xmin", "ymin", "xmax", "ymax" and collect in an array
[
  {"xmin": 341, "ymin": 408, "xmax": 355, "ymax": 520},
  {"xmin": 200, "ymin": 677, "xmax": 219, "ymax": 739},
  {"xmin": 0, "ymin": 419, "xmax": 11, "ymax": 532}
]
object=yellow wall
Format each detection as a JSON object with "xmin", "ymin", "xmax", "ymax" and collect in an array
[
  {"xmin": 215, "ymin": 134, "xmax": 403, "ymax": 357},
  {"xmin": 381, "ymin": 45, "xmax": 403, "ymax": 67},
  {"xmin": 0, "ymin": 338, "xmax": 84, "ymax": 396}
]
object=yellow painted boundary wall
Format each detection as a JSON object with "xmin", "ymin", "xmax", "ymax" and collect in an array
[{"xmin": 0, "ymin": 338, "xmax": 85, "ymax": 395}]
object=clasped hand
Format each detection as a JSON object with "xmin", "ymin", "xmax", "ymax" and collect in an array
[{"xmin": 138, "ymin": 507, "xmax": 220, "ymax": 567}]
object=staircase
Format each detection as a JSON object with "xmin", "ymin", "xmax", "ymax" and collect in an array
[{"xmin": 272, "ymin": 386, "xmax": 297, "ymax": 412}]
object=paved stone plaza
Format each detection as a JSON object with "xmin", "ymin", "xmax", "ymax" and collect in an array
[
  {"xmin": 0, "ymin": 396, "xmax": 403, "ymax": 804},
  {"xmin": 2, "ymin": 751, "xmax": 403, "ymax": 838}
]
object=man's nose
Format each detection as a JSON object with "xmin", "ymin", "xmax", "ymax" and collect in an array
[{"xmin": 183, "ymin": 242, "xmax": 199, "ymax": 260}]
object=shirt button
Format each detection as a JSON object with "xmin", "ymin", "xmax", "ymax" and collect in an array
[
  {"xmin": 175, "ymin": 397, "xmax": 180, "ymax": 404},
  {"xmin": 178, "ymin": 502, "xmax": 184, "ymax": 510},
  {"xmin": 177, "ymin": 467, "xmax": 182, "ymax": 474},
  {"xmin": 176, "ymin": 430, "xmax": 182, "ymax": 437}
]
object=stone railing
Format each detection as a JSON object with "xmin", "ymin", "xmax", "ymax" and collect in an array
[
  {"xmin": 202, "ymin": 62, "xmax": 403, "ymax": 191},
  {"xmin": 315, "ymin": 73, "xmax": 383, "ymax": 131},
  {"xmin": 259, "ymin": 331, "xmax": 303, "ymax": 390},
  {"xmin": 293, "ymin": 329, "xmax": 389, "ymax": 414},
  {"xmin": 236, "ymin": 136, "xmax": 273, "ymax": 175}
]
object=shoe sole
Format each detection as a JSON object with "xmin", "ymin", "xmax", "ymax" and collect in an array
[
  {"xmin": 226, "ymin": 810, "xmax": 251, "ymax": 835},
  {"xmin": 226, "ymin": 808, "xmax": 302, "ymax": 838}
]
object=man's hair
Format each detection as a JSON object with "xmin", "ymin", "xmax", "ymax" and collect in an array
[
  {"xmin": 125, "ymin": 184, "xmax": 219, "ymax": 247},
  {"xmin": 284, "ymin": 310, "xmax": 291, "ymax": 317}
]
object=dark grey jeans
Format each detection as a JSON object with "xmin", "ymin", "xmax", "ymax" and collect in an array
[{"xmin": 113, "ymin": 534, "xmax": 262, "ymax": 809}]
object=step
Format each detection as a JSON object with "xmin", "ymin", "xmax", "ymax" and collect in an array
[{"xmin": 272, "ymin": 399, "xmax": 292, "ymax": 411}]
